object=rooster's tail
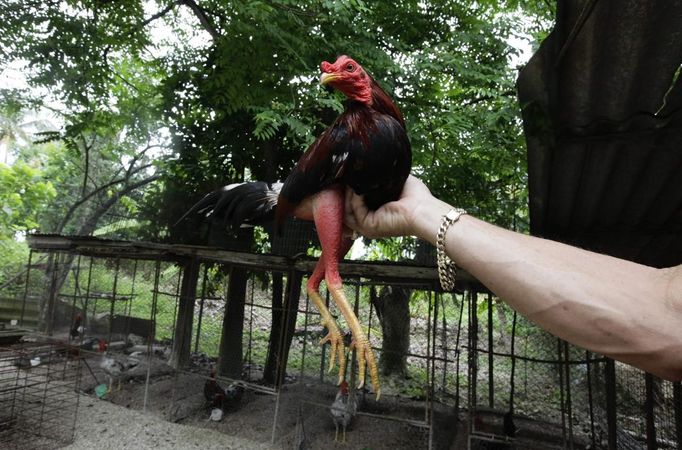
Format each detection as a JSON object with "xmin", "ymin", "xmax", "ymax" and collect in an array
[{"xmin": 175, "ymin": 182, "xmax": 282, "ymax": 229}]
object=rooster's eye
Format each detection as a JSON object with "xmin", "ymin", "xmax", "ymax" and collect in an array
[{"xmin": 345, "ymin": 63, "xmax": 355, "ymax": 72}]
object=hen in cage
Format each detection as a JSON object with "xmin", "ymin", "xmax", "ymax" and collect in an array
[
  {"xmin": 330, "ymin": 380, "xmax": 357, "ymax": 443},
  {"xmin": 99, "ymin": 350, "xmax": 140, "ymax": 393}
]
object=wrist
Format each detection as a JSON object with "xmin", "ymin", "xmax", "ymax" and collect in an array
[{"xmin": 411, "ymin": 196, "xmax": 453, "ymax": 244}]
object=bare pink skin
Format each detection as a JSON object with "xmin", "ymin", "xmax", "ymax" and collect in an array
[
  {"xmin": 302, "ymin": 185, "xmax": 354, "ymax": 290},
  {"xmin": 320, "ymin": 55, "xmax": 372, "ymax": 105}
]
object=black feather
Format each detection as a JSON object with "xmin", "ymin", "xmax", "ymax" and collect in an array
[{"xmin": 177, "ymin": 182, "xmax": 281, "ymax": 230}]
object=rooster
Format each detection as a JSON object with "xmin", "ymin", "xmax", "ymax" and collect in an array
[
  {"xmin": 69, "ymin": 314, "xmax": 83, "ymax": 339},
  {"xmin": 204, "ymin": 367, "xmax": 225, "ymax": 409},
  {"xmin": 204, "ymin": 368, "xmax": 245, "ymax": 412},
  {"xmin": 330, "ymin": 380, "xmax": 357, "ymax": 443},
  {"xmin": 179, "ymin": 55, "xmax": 411, "ymax": 398}
]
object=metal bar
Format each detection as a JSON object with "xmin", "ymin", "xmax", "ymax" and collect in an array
[
  {"xmin": 674, "ymin": 381, "xmax": 681, "ymax": 449},
  {"xmin": 558, "ymin": 338, "xmax": 566, "ymax": 449},
  {"xmin": 246, "ymin": 275, "xmax": 255, "ymax": 380},
  {"xmin": 299, "ymin": 291, "xmax": 310, "ymax": 380},
  {"xmin": 428, "ymin": 290, "xmax": 438, "ymax": 450},
  {"xmin": 470, "ymin": 290, "xmax": 478, "ymax": 413},
  {"xmin": 82, "ymin": 257, "xmax": 94, "ymax": 334},
  {"xmin": 453, "ymin": 292, "xmax": 464, "ymax": 413},
  {"xmin": 425, "ymin": 289, "xmax": 432, "ymax": 425},
  {"xmin": 487, "ymin": 293, "xmax": 493, "ymax": 408},
  {"xmin": 194, "ymin": 264, "xmax": 209, "ymax": 353},
  {"xmin": 351, "ymin": 278, "xmax": 360, "ymax": 391},
  {"xmin": 508, "ymin": 309, "xmax": 518, "ymax": 416},
  {"xmin": 605, "ymin": 358, "xmax": 617, "ymax": 449},
  {"xmin": 44, "ymin": 252, "xmax": 60, "ymax": 335},
  {"xmin": 585, "ymin": 350, "xmax": 596, "ymax": 449},
  {"xmin": 644, "ymin": 372, "xmax": 657, "ymax": 450},
  {"xmin": 440, "ymin": 294, "xmax": 447, "ymax": 392},
  {"xmin": 124, "ymin": 259, "xmax": 138, "ymax": 336},
  {"xmin": 564, "ymin": 341, "xmax": 574, "ymax": 450},
  {"xmin": 19, "ymin": 250, "xmax": 34, "ymax": 326},
  {"xmin": 169, "ymin": 265, "xmax": 183, "ymax": 357},
  {"xmin": 107, "ymin": 258, "xmax": 120, "ymax": 344},
  {"xmin": 319, "ymin": 289, "xmax": 330, "ymax": 382},
  {"xmin": 143, "ymin": 260, "xmax": 161, "ymax": 413}
]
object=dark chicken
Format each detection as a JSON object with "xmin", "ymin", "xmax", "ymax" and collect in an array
[
  {"xmin": 204, "ymin": 367, "xmax": 244, "ymax": 411},
  {"xmin": 70, "ymin": 314, "xmax": 83, "ymax": 339},
  {"xmin": 204, "ymin": 367, "xmax": 225, "ymax": 409},
  {"xmin": 180, "ymin": 56, "xmax": 411, "ymax": 398}
]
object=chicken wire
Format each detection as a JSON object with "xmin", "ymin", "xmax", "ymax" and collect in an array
[
  {"xmin": 10, "ymin": 237, "xmax": 682, "ymax": 450},
  {"xmin": 466, "ymin": 293, "xmax": 680, "ymax": 450},
  {"xmin": 0, "ymin": 342, "xmax": 81, "ymax": 450}
]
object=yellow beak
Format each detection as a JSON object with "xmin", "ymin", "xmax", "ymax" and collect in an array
[{"xmin": 320, "ymin": 72, "xmax": 338, "ymax": 85}]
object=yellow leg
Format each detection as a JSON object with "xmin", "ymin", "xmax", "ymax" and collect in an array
[
  {"xmin": 308, "ymin": 288, "xmax": 346, "ymax": 385},
  {"xmin": 328, "ymin": 286, "xmax": 381, "ymax": 400}
]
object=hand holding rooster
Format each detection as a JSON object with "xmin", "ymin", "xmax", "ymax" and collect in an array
[{"xmin": 345, "ymin": 175, "xmax": 682, "ymax": 382}]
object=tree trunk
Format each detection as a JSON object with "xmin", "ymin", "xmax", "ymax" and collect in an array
[
  {"xmin": 263, "ymin": 272, "xmax": 284, "ymax": 385},
  {"xmin": 169, "ymin": 257, "xmax": 199, "ymax": 369},
  {"xmin": 217, "ymin": 266, "xmax": 248, "ymax": 378},
  {"xmin": 276, "ymin": 271, "xmax": 302, "ymax": 386},
  {"xmin": 371, "ymin": 285, "xmax": 411, "ymax": 377}
]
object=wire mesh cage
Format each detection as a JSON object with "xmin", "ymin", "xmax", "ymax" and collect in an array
[
  {"xmin": 7, "ymin": 235, "xmax": 682, "ymax": 450},
  {"xmin": 465, "ymin": 292, "xmax": 681, "ymax": 450},
  {"xmin": 0, "ymin": 342, "xmax": 81, "ymax": 450}
]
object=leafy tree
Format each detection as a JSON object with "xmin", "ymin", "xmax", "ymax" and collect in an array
[
  {"xmin": 1, "ymin": 0, "xmax": 554, "ymax": 243},
  {"xmin": 0, "ymin": 160, "xmax": 56, "ymax": 238}
]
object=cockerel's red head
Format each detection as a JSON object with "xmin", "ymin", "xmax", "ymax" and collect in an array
[
  {"xmin": 320, "ymin": 55, "xmax": 372, "ymax": 105},
  {"xmin": 338, "ymin": 380, "xmax": 350, "ymax": 395}
]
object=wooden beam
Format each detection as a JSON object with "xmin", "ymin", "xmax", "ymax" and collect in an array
[{"xmin": 26, "ymin": 234, "xmax": 485, "ymax": 290}]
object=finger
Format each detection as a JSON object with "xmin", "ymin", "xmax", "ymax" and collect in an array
[{"xmin": 349, "ymin": 193, "xmax": 371, "ymax": 233}]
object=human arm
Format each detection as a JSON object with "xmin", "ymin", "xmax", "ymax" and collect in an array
[{"xmin": 345, "ymin": 175, "xmax": 682, "ymax": 381}]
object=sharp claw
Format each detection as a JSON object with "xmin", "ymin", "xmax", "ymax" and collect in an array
[
  {"xmin": 337, "ymin": 345, "xmax": 346, "ymax": 385},
  {"xmin": 328, "ymin": 337, "xmax": 338, "ymax": 372}
]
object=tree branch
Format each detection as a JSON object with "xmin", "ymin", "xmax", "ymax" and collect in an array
[
  {"xmin": 179, "ymin": 0, "xmax": 220, "ymax": 40},
  {"xmin": 55, "ymin": 163, "xmax": 155, "ymax": 233},
  {"xmin": 76, "ymin": 174, "xmax": 161, "ymax": 236},
  {"xmin": 139, "ymin": 1, "xmax": 179, "ymax": 29}
]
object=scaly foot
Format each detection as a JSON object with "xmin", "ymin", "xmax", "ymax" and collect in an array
[
  {"xmin": 308, "ymin": 290, "xmax": 347, "ymax": 384},
  {"xmin": 328, "ymin": 286, "xmax": 381, "ymax": 400}
]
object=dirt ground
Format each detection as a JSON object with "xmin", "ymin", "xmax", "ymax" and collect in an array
[
  {"xmin": 73, "ymin": 349, "xmax": 596, "ymax": 450},
  {"xmin": 63, "ymin": 394, "xmax": 274, "ymax": 450},
  {"xmin": 75, "ymin": 349, "xmax": 461, "ymax": 449}
]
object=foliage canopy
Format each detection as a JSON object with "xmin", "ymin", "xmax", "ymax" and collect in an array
[{"xmin": 0, "ymin": 0, "xmax": 554, "ymax": 252}]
